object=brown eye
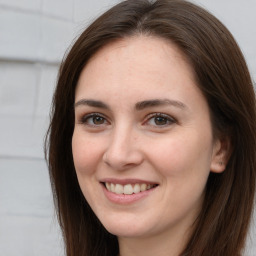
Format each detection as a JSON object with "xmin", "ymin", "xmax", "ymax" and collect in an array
[
  {"xmin": 154, "ymin": 116, "xmax": 168, "ymax": 125},
  {"xmin": 146, "ymin": 113, "xmax": 176, "ymax": 127},
  {"xmin": 93, "ymin": 116, "xmax": 105, "ymax": 125},
  {"xmin": 81, "ymin": 113, "xmax": 108, "ymax": 126}
]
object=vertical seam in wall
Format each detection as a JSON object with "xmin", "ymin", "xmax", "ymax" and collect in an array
[
  {"xmin": 31, "ymin": 0, "xmax": 44, "ymax": 130},
  {"xmin": 40, "ymin": 0, "xmax": 44, "ymax": 14},
  {"xmin": 72, "ymin": 0, "xmax": 75, "ymax": 23},
  {"xmin": 31, "ymin": 63, "xmax": 42, "ymax": 129},
  {"xmin": 39, "ymin": 0, "xmax": 43, "ymax": 64},
  {"xmin": 33, "ymin": 63, "xmax": 43, "ymax": 123}
]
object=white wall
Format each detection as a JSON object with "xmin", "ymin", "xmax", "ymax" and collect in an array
[{"xmin": 0, "ymin": 0, "xmax": 255, "ymax": 255}]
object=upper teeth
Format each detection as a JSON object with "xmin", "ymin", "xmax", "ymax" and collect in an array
[{"xmin": 105, "ymin": 182, "xmax": 155, "ymax": 195}]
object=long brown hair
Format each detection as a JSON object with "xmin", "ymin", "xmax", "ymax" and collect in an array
[{"xmin": 45, "ymin": 0, "xmax": 256, "ymax": 255}]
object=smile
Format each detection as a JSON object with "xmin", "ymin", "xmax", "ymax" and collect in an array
[{"xmin": 104, "ymin": 182, "xmax": 158, "ymax": 195}]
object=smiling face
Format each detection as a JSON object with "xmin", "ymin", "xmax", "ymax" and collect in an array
[{"xmin": 72, "ymin": 36, "xmax": 224, "ymax": 245}]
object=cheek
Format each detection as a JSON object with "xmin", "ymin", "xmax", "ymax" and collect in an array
[
  {"xmin": 149, "ymin": 134, "xmax": 213, "ymax": 216},
  {"xmin": 147, "ymin": 132, "xmax": 213, "ymax": 180},
  {"xmin": 72, "ymin": 131, "xmax": 102, "ymax": 176},
  {"xmin": 71, "ymin": 132, "xmax": 103, "ymax": 205}
]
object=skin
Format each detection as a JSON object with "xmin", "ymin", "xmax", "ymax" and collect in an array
[{"xmin": 72, "ymin": 36, "xmax": 227, "ymax": 256}]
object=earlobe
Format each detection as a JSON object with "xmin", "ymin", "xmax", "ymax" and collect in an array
[
  {"xmin": 210, "ymin": 159, "xmax": 226, "ymax": 173},
  {"xmin": 210, "ymin": 137, "xmax": 231, "ymax": 173}
]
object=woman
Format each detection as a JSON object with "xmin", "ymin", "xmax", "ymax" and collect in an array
[{"xmin": 45, "ymin": 0, "xmax": 256, "ymax": 255}]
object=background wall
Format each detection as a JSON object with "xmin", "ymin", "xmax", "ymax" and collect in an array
[{"xmin": 0, "ymin": 0, "xmax": 255, "ymax": 255}]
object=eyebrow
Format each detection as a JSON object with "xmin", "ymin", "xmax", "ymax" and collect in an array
[
  {"xmin": 135, "ymin": 99, "xmax": 187, "ymax": 111},
  {"xmin": 74, "ymin": 99, "xmax": 110, "ymax": 109},
  {"xmin": 74, "ymin": 98, "xmax": 187, "ymax": 111}
]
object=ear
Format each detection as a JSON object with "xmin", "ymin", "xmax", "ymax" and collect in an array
[{"xmin": 210, "ymin": 136, "xmax": 231, "ymax": 173}]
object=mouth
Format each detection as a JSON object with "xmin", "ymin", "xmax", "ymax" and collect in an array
[{"xmin": 102, "ymin": 182, "xmax": 159, "ymax": 195}]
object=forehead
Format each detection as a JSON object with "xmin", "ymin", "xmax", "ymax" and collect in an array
[
  {"xmin": 77, "ymin": 36, "xmax": 194, "ymax": 87},
  {"xmin": 75, "ymin": 36, "xmax": 206, "ymax": 112},
  {"xmin": 84, "ymin": 35, "xmax": 193, "ymax": 76}
]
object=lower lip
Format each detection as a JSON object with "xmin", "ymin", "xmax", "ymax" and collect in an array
[{"xmin": 101, "ymin": 184, "xmax": 157, "ymax": 204}]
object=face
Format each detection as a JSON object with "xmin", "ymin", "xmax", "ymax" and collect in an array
[{"xmin": 72, "ymin": 36, "xmax": 222, "ymax": 241}]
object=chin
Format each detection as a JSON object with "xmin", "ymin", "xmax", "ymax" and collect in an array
[
  {"xmin": 100, "ymin": 216, "xmax": 149, "ymax": 238},
  {"xmin": 107, "ymin": 227, "xmax": 147, "ymax": 238}
]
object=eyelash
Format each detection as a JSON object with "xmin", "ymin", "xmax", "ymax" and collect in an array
[
  {"xmin": 79, "ymin": 112, "xmax": 176, "ymax": 128},
  {"xmin": 79, "ymin": 113, "xmax": 109, "ymax": 127},
  {"xmin": 144, "ymin": 113, "xmax": 176, "ymax": 127}
]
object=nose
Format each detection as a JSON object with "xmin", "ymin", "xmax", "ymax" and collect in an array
[{"xmin": 103, "ymin": 126, "xmax": 144, "ymax": 171}]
